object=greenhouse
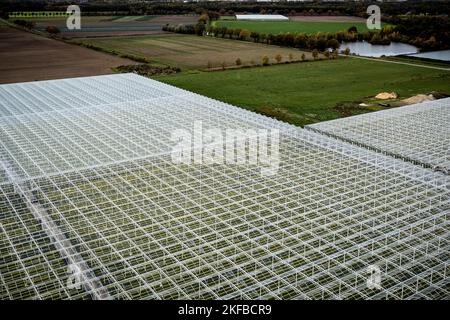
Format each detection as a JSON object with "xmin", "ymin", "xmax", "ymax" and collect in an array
[
  {"xmin": 307, "ymin": 99, "xmax": 450, "ymax": 173},
  {"xmin": 0, "ymin": 74, "xmax": 448, "ymax": 300},
  {"xmin": 235, "ymin": 14, "xmax": 289, "ymax": 21}
]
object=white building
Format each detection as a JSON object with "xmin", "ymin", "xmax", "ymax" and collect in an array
[{"xmin": 235, "ymin": 14, "xmax": 289, "ymax": 21}]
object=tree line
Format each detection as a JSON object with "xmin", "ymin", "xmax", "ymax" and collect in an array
[
  {"xmin": 163, "ymin": 13, "xmax": 449, "ymax": 52},
  {"xmin": 384, "ymin": 15, "xmax": 450, "ymax": 51},
  {"xmin": 164, "ymin": 22, "xmax": 343, "ymax": 52},
  {"xmin": 3, "ymin": 1, "xmax": 449, "ymax": 51},
  {"xmin": 2, "ymin": 1, "xmax": 450, "ymax": 17},
  {"xmin": 164, "ymin": 22, "xmax": 420, "ymax": 53}
]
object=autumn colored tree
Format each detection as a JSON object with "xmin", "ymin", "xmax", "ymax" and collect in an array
[
  {"xmin": 239, "ymin": 29, "xmax": 250, "ymax": 40},
  {"xmin": 198, "ymin": 13, "xmax": 209, "ymax": 24},
  {"xmin": 326, "ymin": 39, "xmax": 340, "ymax": 50},
  {"xmin": 233, "ymin": 28, "xmax": 241, "ymax": 39},
  {"xmin": 312, "ymin": 49, "xmax": 319, "ymax": 60},
  {"xmin": 250, "ymin": 31, "xmax": 260, "ymax": 42}
]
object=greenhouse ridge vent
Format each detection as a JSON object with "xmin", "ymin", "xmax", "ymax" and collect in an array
[{"xmin": 0, "ymin": 74, "xmax": 448, "ymax": 300}]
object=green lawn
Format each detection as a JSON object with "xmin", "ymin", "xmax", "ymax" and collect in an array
[
  {"xmin": 157, "ymin": 58, "xmax": 450, "ymax": 126},
  {"xmin": 213, "ymin": 20, "xmax": 377, "ymax": 35}
]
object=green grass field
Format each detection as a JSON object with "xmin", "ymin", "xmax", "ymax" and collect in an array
[
  {"xmin": 157, "ymin": 58, "xmax": 450, "ymax": 126},
  {"xmin": 213, "ymin": 20, "xmax": 376, "ymax": 34}
]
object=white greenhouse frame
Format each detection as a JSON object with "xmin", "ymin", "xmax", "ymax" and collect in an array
[
  {"xmin": 307, "ymin": 98, "xmax": 450, "ymax": 173},
  {"xmin": 0, "ymin": 74, "xmax": 448, "ymax": 300}
]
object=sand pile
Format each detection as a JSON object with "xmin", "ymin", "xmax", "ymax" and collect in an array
[
  {"xmin": 402, "ymin": 94, "xmax": 435, "ymax": 105},
  {"xmin": 375, "ymin": 92, "xmax": 398, "ymax": 100}
]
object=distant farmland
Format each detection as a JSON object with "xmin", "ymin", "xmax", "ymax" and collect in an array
[
  {"xmin": 71, "ymin": 34, "xmax": 313, "ymax": 70},
  {"xmin": 9, "ymin": 11, "xmax": 69, "ymax": 18},
  {"xmin": 213, "ymin": 20, "xmax": 378, "ymax": 34},
  {"xmin": 0, "ymin": 26, "xmax": 134, "ymax": 84},
  {"xmin": 28, "ymin": 15, "xmax": 198, "ymax": 38}
]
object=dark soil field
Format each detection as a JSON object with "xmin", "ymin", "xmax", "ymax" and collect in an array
[
  {"xmin": 0, "ymin": 26, "xmax": 135, "ymax": 84},
  {"xmin": 29, "ymin": 15, "xmax": 199, "ymax": 39}
]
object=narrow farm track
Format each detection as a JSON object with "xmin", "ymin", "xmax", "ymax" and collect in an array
[{"xmin": 345, "ymin": 55, "xmax": 450, "ymax": 71}]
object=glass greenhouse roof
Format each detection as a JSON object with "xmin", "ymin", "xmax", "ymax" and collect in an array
[
  {"xmin": 0, "ymin": 74, "xmax": 448, "ymax": 300},
  {"xmin": 307, "ymin": 98, "xmax": 450, "ymax": 173}
]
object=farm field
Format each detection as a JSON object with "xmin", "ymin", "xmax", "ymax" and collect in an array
[
  {"xmin": 157, "ymin": 58, "xmax": 450, "ymax": 126},
  {"xmin": 213, "ymin": 19, "xmax": 380, "ymax": 35},
  {"xmin": 71, "ymin": 34, "xmax": 313, "ymax": 70},
  {"xmin": 9, "ymin": 11, "xmax": 69, "ymax": 18},
  {"xmin": 0, "ymin": 26, "xmax": 135, "ymax": 84},
  {"xmin": 27, "ymin": 15, "xmax": 198, "ymax": 38}
]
